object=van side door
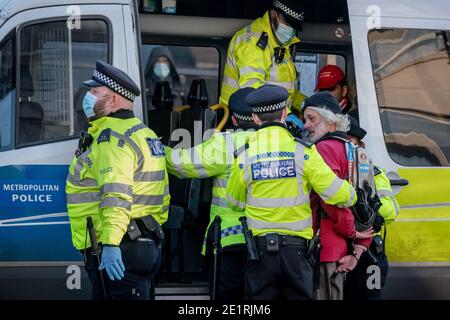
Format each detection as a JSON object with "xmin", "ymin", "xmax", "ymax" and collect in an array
[{"xmin": 347, "ymin": 0, "xmax": 450, "ymax": 268}]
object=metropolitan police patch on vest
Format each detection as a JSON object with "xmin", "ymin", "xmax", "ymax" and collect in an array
[
  {"xmin": 147, "ymin": 138, "xmax": 165, "ymax": 157},
  {"xmin": 251, "ymin": 159, "xmax": 296, "ymax": 181}
]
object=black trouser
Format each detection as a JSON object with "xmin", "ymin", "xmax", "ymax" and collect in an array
[
  {"xmin": 207, "ymin": 245, "xmax": 247, "ymax": 301},
  {"xmin": 245, "ymin": 234, "xmax": 313, "ymax": 300},
  {"xmin": 344, "ymin": 238, "xmax": 389, "ymax": 300},
  {"xmin": 83, "ymin": 240, "xmax": 162, "ymax": 300}
]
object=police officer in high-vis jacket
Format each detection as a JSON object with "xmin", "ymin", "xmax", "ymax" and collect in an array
[
  {"xmin": 66, "ymin": 61, "xmax": 170, "ymax": 300},
  {"xmin": 226, "ymin": 85, "xmax": 357, "ymax": 300},
  {"xmin": 164, "ymin": 88, "xmax": 257, "ymax": 300},
  {"xmin": 220, "ymin": 0, "xmax": 307, "ymax": 128}
]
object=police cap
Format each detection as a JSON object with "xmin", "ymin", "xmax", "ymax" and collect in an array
[
  {"xmin": 347, "ymin": 116, "xmax": 367, "ymax": 140},
  {"xmin": 272, "ymin": 0, "xmax": 305, "ymax": 30},
  {"xmin": 229, "ymin": 88, "xmax": 255, "ymax": 122},
  {"xmin": 245, "ymin": 84, "xmax": 288, "ymax": 114},
  {"xmin": 83, "ymin": 60, "xmax": 140, "ymax": 102},
  {"xmin": 302, "ymin": 91, "xmax": 342, "ymax": 115}
]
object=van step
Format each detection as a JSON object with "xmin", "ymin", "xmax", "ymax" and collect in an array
[{"xmin": 155, "ymin": 282, "xmax": 210, "ymax": 300}]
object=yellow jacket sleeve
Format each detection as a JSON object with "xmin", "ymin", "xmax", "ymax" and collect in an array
[
  {"xmin": 225, "ymin": 153, "xmax": 247, "ymax": 212},
  {"xmin": 304, "ymin": 145, "xmax": 357, "ymax": 208},
  {"xmin": 165, "ymin": 133, "xmax": 231, "ymax": 179},
  {"xmin": 375, "ymin": 169, "xmax": 399, "ymax": 224}
]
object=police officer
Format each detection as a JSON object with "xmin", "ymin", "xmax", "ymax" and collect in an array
[
  {"xmin": 220, "ymin": 0, "xmax": 307, "ymax": 129},
  {"xmin": 165, "ymin": 88, "xmax": 258, "ymax": 300},
  {"xmin": 226, "ymin": 85, "xmax": 357, "ymax": 300},
  {"xmin": 66, "ymin": 60, "xmax": 170, "ymax": 300},
  {"xmin": 344, "ymin": 116, "xmax": 399, "ymax": 300}
]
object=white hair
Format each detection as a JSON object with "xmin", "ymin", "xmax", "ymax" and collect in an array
[{"xmin": 309, "ymin": 106, "xmax": 350, "ymax": 132}]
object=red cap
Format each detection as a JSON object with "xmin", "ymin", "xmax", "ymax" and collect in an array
[{"xmin": 315, "ymin": 65, "xmax": 345, "ymax": 91}]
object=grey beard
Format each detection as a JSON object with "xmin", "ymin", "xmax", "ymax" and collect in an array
[{"xmin": 310, "ymin": 121, "xmax": 328, "ymax": 143}]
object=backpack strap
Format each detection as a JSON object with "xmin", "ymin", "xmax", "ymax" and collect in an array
[{"xmin": 344, "ymin": 141, "xmax": 356, "ymax": 186}]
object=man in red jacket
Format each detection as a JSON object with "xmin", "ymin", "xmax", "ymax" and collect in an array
[{"xmin": 302, "ymin": 91, "xmax": 373, "ymax": 300}]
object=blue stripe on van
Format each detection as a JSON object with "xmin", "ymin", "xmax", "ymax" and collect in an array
[{"xmin": 0, "ymin": 165, "xmax": 81, "ymax": 262}]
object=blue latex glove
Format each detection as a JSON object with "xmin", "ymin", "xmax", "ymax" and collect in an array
[
  {"xmin": 286, "ymin": 113, "xmax": 305, "ymax": 130},
  {"xmin": 99, "ymin": 245, "xmax": 125, "ymax": 281}
]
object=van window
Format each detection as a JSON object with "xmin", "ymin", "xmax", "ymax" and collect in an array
[
  {"xmin": 141, "ymin": 45, "xmax": 220, "ymax": 110},
  {"xmin": 368, "ymin": 28, "xmax": 450, "ymax": 167},
  {"xmin": 18, "ymin": 19, "xmax": 109, "ymax": 146},
  {"xmin": 0, "ymin": 34, "xmax": 15, "ymax": 150},
  {"xmin": 295, "ymin": 52, "xmax": 346, "ymax": 97}
]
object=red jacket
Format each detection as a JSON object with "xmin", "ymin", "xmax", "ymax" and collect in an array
[{"xmin": 310, "ymin": 134, "xmax": 372, "ymax": 262}]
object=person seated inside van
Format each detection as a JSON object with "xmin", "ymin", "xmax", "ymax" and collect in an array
[
  {"xmin": 145, "ymin": 46, "xmax": 186, "ymax": 109},
  {"xmin": 315, "ymin": 64, "xmax": 359, "ymax": 122}
]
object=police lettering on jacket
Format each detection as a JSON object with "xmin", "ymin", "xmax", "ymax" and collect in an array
[{"xmin": 251, "ymin": 159, "xmax": 296, "ymax": 181}]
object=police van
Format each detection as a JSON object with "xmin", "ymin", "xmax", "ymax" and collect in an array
[{"xmin": 0, "ymin": 0, "xmax": 449, "ymax": 299}]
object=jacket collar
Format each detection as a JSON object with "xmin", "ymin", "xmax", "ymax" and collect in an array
[
  {"xmin": 88, "ymin": 109, "xmax": 135, "ymax": 135},
  {"xmin": 315, "ymin": 131, "xmax": 349, "ymax": 144},
  {"xmin": 107, "ymin": 109, "xmax": 135, "ymax": 119},
  {"xmin": 259, "ymin": 121, "xmax": 288, "ymax": 131},
  {"xmin": 236, "ymin": 123, "xmax": 259, "ymax": 131}
]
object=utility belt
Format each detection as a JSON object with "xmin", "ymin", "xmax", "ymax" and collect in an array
[
  {"xmin": 121, "ymin": 215, "xmax": 165, "ymax": 275},
  {"xmin": 83, "ymin": 215, "xmax": 165, "ymax": 275},
  {"xmin": 255, "ymin": 233, "xmax": 307, "ymax": 253},
  {"xmin": 123, "ymin": 215, "xmax": 165, "ymax": 244}
]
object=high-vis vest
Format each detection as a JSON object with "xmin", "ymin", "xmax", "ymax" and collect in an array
[
  {"xmin": 165, "ymin": 130, "xmax": 255, "ymax": 252},
  {"xmin": 220, "ymin": 11, "xmax": 303, "ymax": 112},
  {"xmin": 226, "ymin": 124, "xmax": 357, "ymax": 239},
  {"xmin": 66, "ymin": 115, "xmax": 170, "ymax": 250},
  {"xmin": 374, "ymin": 167, "xmax": 399, "ymax": 234}
]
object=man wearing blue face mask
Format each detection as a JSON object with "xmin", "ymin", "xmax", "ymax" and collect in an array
[
  {"xmin": 220, "ymin": 0, "xmax": 307, "ymax": 129},
  {"xmin": 66, "ymin": 60, "xmax": 170, "ymax": 300}
]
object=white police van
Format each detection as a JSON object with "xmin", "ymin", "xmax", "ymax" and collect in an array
[{"xmin": 0, "ymin": 0, "xmax": 449, "ymax": 299}]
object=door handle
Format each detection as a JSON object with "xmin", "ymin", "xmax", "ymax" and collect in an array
[{"xmin": 389, "ymin": 178, "xmax": 409, "ymax": 186}]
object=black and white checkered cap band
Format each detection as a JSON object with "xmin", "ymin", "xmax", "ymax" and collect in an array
[
  {"xmin": 273, "ymin": 0, "xmax": 304, "ymax": 21},
  {"xmin": 93, "ymin": 70, "xmax": 136, "ymax": 101},
  {"xmin": 233, "ymin": 112, "xmax": 253, "ymax": 122},
  {"xmin": 252, "ymin": 100, "xmax": 287, "ymax": 113}
]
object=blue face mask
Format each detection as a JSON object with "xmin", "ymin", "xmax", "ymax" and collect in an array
[
  {"xmin": 275, "ymin": 21, "xmax": 295, "ymax": 44},
  {"xmin": 154, "ymin": 62, "xmax": 170, "ymax": 79},
  {"xmin": 82, "ymin": 91, "xmax": 97, "ymax": 118}
]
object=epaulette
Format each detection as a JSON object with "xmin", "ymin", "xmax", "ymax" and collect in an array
[
  {"xmin": 374, "ymin": 165, "xmax": 382, "ymax": 176},
  {"xmin": 294, "ymin": 137, "xmax": 313, "ymax": 148},
  {"xmin": 256, "ymin": 32, "xmax": 268, "ymax": 50},
  {"xmin": 97, "ymin": 128, "xmax": 112, "ymax": 144},
  {"xmin": 234, "ymin": 143, "xmax": 249, "ymax": 159}
]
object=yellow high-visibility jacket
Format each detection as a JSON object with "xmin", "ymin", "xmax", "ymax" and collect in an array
[
  {"xmin": 226, "ymin": 123, "xmax": 357, "ymax": 239},
  {"xmin": 165, "ymin": 130, "xmax": 255, "ymax": 252},
  {"xmin": 220, "ymin": 11, "xmax": 305, "ymax": 112},
  {"xmin": 375, "ymin": 167, "xmax": 399, "ymax": 235},
  {"xmin": 66, "ymin": 113, "xmax": 170, "ymax": 250}
]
